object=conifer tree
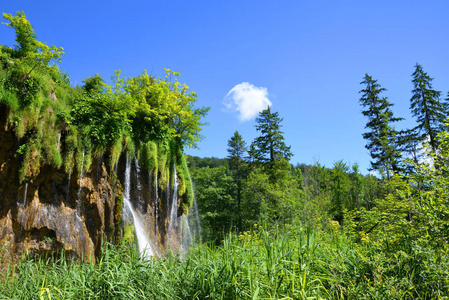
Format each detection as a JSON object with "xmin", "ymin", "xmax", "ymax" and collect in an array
[
  {"xmin": 359, "ymin": 74, "xmax": 402, "ymax": 180},
  {"xmin": 409, "ymin": 63, "xmax": 445, "ymax": 153},
  {"xmin": 227, "ymin": 131, "xmax": 247, "ymax": 230},
  {"xmin": 250, "ymin": 106, "xmax": 293, "ymax": 165}
]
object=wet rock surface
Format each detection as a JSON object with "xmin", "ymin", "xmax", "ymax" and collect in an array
[{"xmin": 0, "ymin": 104, "xmax": 186, "ymax": 270}]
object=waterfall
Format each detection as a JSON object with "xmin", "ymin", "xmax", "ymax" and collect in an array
[
  {"xmin": 133, "ymin": 156, "xmax": 145, "ymax": 210},
  {"xmin": 21, "ymin": 182, "xmax": 28, "ymax": 207},
  {"xmin": 180, "ymin": 214, "xmax": 192, "ymax": 253},
  {"xmin": 66, "ymin": 167, "xmax": 72, "ymax": 202},
  {"xmin": 77, "ymin": 149, "xmax": 85, "ymax": 211},
  {"xmin": 189, "ymin": 195, "xmax": 202, "ymax": 243},
  {"xmin": 168, "ymin": 164, "xmax": 179, "ymax": 234},
  {"xmin": 123, "ymin": 156, "xmax": 154, "ymax": 258},
  {"xmin": 152, "ymin": 171, "xmax": 159, "ymax": 238}
]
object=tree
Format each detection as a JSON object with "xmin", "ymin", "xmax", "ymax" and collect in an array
[
  {"xmin": 330, "ymin": 160, "xmax": 350, "ymax": 223},
  {"xmin": 192, "ymin": 166, "xmax": 236, "ymax": 244},
  {"xmin": 125, "ymin": 69, "xmax": 209, "ymax": 149},
  {"xmin": 227, "ymin": 131, "xmax": 247, "ymax": 230},
  {"xmin": 250, "ymin": 106, "xmax": 293, "ymax": 166},
  {"xmin": 359, "ymin": 74, "xmax": 402, "ymax": 180},
  {"xmin": 82, "ymin": 74, "xmax": 104, "ymax": 94},
  {"xmin": 2, "ymin": 11, "xmax": 64, "ymax": 71},
  {"xmin": 410, "ymin": 63, "xmax": 445, "ymax": 154}
]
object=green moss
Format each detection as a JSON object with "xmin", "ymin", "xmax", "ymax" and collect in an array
[
  {"xmin": 178, "ymin": 154, "xmax": 193, "ymax": 215},
  {"xmin": 157, "ymin": 142, "xmax": 169, "ymax": 190},
  {"xmin": 122, "ymin": 224, "xmax": 135, "ymax": 245},
  {"xmin": 140, "ymin": 141, "xmax": 158, "ymax": 177},
  {"xmin": 0, "ymin": 88, "xmax": 19, "ymax": 110},
  {"xmin": 63, "ymin": 128, "xmax": 77, "ymax": 174},
  {"xmin": 109, "ymin": 137, "xmax": 123, "ymax": 170},
  {"xmin": 113, "ymin": 187, "xmax": 123, "ymax": 243}
]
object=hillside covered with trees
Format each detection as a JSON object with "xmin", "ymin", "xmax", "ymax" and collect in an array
[{"xmin": 188, "ymin": 69, "xmax": 449, "ymax": 297}]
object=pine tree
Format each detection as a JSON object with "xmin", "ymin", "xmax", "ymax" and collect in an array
[
  {"xmin": 227, "ymin": 131, "xmax": 247, "ymax": 230},
  {"xmin": 359, "ymin": 74, "xmax": 402, "ymax": 180},
  {"xmin": 251, "ymin": 106, "xmax": 293, "ymax": 165},
  {"xmin": 410, "ymin": 63, "xmax": 445, "ymax": 153}
]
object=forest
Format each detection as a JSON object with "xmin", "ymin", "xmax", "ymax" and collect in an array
[{"xmin": 1, "ymin": 11, "xmax": 448, "ymax": 299}]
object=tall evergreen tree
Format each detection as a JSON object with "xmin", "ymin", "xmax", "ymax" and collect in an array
[
  {"xmin": 250, "ymin": 106, "xmax": 293, "ymax": 165},
  {"xmin": 359, "ymin": 74, "xmax": 402, "ymax": 180},
  {"xmin": 410, "ymin": 63, "xmax": 445, "ymax": 153},
  {"xmin": 227, "ymin": 131, "xmax": 247, "ymax": 230}
]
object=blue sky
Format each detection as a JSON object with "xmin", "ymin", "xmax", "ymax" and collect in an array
[{"xmin": 1, "ymin": 1, "xmax": 449, "ymax": 173}]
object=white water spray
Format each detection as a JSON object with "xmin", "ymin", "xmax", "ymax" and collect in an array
[
  {"xmin": 123, "ymin": 156, "xmax": 154, "ymax": 258},
  {"xmin": 189, "ymin": 193, "xmax": 202, "ymax": 243},
  {"xmin": 180, "ymin": 214, "xmax": 192, "ymax": 253},
  {"xmin": 21, "ymin": 183, "xmax": 28, "ymax": 207},
  {"xmin": 77, "ymin": 149, "xmax": 85, "ymax": 211},
  {"xmin": 152, "ymin": 172, "xmax": 159, "ymax": 237},
  {"xmin": 168, "ymin": 164, "xmax": 179, "ymax": 234},
  {"xmin": 133, "ymin": 156, "xmax": 144, "ymax": 208},
  {"xmin": 66, "ymin": 167, "xmax": 72, "ymax": 202}
]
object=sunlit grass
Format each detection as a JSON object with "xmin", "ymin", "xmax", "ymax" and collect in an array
[{"xmin": 1, "ymin": 225, "xmax": 448, "ymax": 299}]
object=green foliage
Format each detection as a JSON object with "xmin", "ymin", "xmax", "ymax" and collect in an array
[
  {"xmin": 0, "ymin": 11, "xmax": 207, "ymax": 204},
  {"xmin": 186, "ymin": 155, "xmax": 228, "ymax": 171},
  {"xmin": 192, "ymin": 166, "xmax": 236, "ymax": 243},
  {"xmin": 2, "ymin": 227, "xmax": 447, "ymax": 299},
  {"xmin": 67, "ymin": 73, "xmax": 132, "ymax": 153},
  {"xmin": 140, "ymin": 141, "xmax": 158, "ymax": 176},
  {"xmin": 2, "ymin": 11, "xmax": 64, "ymax": 67},
  {"xmin": 177, "ymin": 153, "xmax": 193, "ymax": 214},
  {"xmin": 122, "ymin": 224, "xmax": 136, "ymax": 245},
  {"xmin": 227, "ymin": 130, "xmax": 248, "ymax": 230},
  {"xmin": 359, "ymin": 74, "xmax": 402, "ymax": 180},
  {"xmin": 330, "ymin": 160, "xmax": 350, "ymax": 223},
  {"xmin": 410, "ymin": 63, "xmax": 445, "ymax": 153},
  {"xmin": 126, "ymin": 69, "xmax": 209, "ymax": 148},
  {"xmin": 249, "ymin": 106, "xmax": 292, "ymax": 166},
  {"xmin": 114, "ymin": 188, "xmax": 124, "ymax": 243}
]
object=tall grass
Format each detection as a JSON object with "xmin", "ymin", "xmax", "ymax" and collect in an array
[{"xmin": 1, "ymin": 225, "xmax": 448, "ymax": 299}]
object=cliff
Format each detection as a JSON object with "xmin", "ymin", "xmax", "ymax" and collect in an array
[
  {"xmin": 0, "ymin": 102, "xmax": 187, "ymax": 269},
  {"xmin": 0, "ymin": 12, "xmax": 206, "ymax": 268}
]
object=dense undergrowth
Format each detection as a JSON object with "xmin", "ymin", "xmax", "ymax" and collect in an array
[{"xmin": 1, "ymin": 224, "xmax": 447, "ymax": 299}]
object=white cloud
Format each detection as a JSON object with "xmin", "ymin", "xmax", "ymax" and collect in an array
[{"xmin": 223, "ymin": 82, "xmax": 272, "ymax": 122}]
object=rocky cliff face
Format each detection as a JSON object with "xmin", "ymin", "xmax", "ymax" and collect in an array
[{"xmin": 0, "ymin": 104, "xmax": 184, "ymax": 269}]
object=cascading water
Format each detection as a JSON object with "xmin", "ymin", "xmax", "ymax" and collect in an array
[
  {"xmin": 123, "ymin": 156, "xmax": 154, "ymax": 258},
  {"xmin": 168, "ymin": 164, "xmax": 179, "ymax": 234},
  {"xmin": 189, "ymin": 195, "xmax": 202, "ymax": 243},
  {"xmin": 77, "ymin": 149, "xmax": 85, "ymax": 211},
  {"xmin": 152, "ymin": 172, "xmax": 159, "ymax": 238},
  {"xmin": 21, "ymin": 182, "xmax": 28, "ymax": 207},
  {"xmin": 133, "ymin": 156, "xmax": 144, "ymax": 209},
  {"xmin": 66, "ymin": 167, "xmax": 72, "ymax": 202},
  {"xmin": 180, "ymin": 214, "xmax": 192, "ymax": 253}
]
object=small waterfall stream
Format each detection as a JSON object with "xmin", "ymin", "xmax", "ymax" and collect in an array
[
  {"xmin": 123, "ymin": 156, "xmax": 154, "ymax": 258},
  {"xmin": 152, "ymin": 172, "xmax": 159, "ymax": 238},
  {"xmin": 189, "ymin": 193, "xmax": 202, "ymax": 243},
  {"xmin": 133, "ymin": 156, "xmax": 144, "ymax": 209},
  {"xmin": 66, "ymin": 167, "xmax": 72, "ymax": 202},
  {"xmin": 77, "ymin": 149, "xmax": 85, "ymax": 211},
  {"xmin": 180, "ymin": 214, "xmax": 192, "ymax": 253},
  {"xmin": 168, "ymin": 164, "xmax": 179, "ymax": 234},
  {"xmin": 21, "ymin": 182, "xmax": 28, "ymax": 207}
]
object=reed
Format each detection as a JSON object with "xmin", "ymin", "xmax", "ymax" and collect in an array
[{"xmin": 1, "ymin": 224, "xmax": 447, "ymax": 299}]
